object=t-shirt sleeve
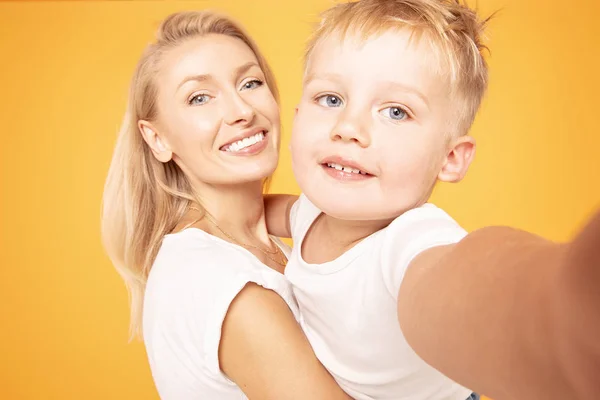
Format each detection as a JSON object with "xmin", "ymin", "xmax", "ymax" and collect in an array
[
  {"xmin": 200, "ymin": 265, "xmax": 265, "ymax": 380},
  {"xmin": 147, "ymin": 238, "xmax": 298, "ymax": 384},
  {"xmin": 379, "ymin": 206, "xmax": 468, "ymax": 301},
  {"xmin": 289, "ymin": 193, "xmax": 322, "ymax": 242},
  {"xmin": 198, "ymin": 255, "xmax": 298, "ymax": 380},
  {"xmin": 289, "ymin": 196, "xmax": 301, "ymax": 238}
]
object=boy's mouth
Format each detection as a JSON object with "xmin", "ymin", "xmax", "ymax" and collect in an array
[
  {"xmin": 319, "ymin": 156, "xmax": 374, "ymax": 181},
  {"xmin": 323, "ymin": 162, "xmax": 369, "ymax": 175}
]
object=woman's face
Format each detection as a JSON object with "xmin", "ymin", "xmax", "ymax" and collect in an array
[{"xmin": 142, "ymin": 34, "xmax": 280, "ymax": 186}]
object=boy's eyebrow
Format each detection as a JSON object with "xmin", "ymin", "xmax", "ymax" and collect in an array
[
  {"xmin": 303, "ymin": 72, "xmax": 343, "ymax": 85},
  {"xmin": 382, "ymin": 81, "xmax": 430, "ymax": 109}
]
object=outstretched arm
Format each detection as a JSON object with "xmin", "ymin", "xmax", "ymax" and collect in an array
[{"xmin": 397, "ymin": 209, "xmax": 600, "ymax": 400}]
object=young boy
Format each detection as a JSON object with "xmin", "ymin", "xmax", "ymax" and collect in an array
[{"xmin": 266, "ymin": 0, "xmax": 600, "ymax": 399}]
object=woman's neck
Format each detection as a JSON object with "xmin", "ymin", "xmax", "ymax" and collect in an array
[{"xmin": 193, "ymin": 180, "xmax": 269, "ymax": 243}]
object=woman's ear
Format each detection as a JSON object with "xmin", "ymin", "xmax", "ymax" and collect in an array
[{"xmin": 138, "ymin": 120, "xmax": 173, "ymax": 163}]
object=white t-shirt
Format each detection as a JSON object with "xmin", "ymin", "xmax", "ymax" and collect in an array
[
  {"xmin": 286, "ymin": 194, "xmax": 473, "ymax": 400},
  {"xmin": 143, "ymin": 228, "xmax": 297, "ymax": 400}
]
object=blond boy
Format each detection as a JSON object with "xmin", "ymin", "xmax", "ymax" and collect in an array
[{"xmin": 266, "ymin": 0, "xmax": 600, "ymax": 399}]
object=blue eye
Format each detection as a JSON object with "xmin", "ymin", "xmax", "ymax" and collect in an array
[
  {"xmin": 317, "ymin": 94, "xmax": 343, "ymax": 108},
  {"xmin": 242, "ymin": 79, "xmax": 263, "ymax": 90},
  {"xmin": 189, "ymin": 94, "xmax": 211, "ymax": 105},
  {"xmin": 381, "ymin": 106, "xmax": 408, "ymax": 121}
]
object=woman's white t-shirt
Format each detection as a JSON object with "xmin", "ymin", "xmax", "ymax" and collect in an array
[{"xmin": 142, "ymin": 228, "xmax": 297, "ymax": 400}]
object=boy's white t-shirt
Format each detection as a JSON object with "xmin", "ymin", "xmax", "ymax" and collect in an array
[
  {"xmin": 142, "ymin": 228, "xmax": 297, "ymax": 400},
  {"xmin": 286, "ymin": 194, "xmax": 473, "ymax": 400}
]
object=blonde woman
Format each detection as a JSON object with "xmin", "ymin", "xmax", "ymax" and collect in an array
[{"xmin": 102, "ymin": 11, "xmax": 351, "ymax": 400}]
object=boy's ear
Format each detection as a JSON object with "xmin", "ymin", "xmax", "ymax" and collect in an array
[
  {"xmin": 138, "ymin": 120, "xmax": 173, "ymax": 163},
  {"xmin": 438, "ymin": 135, "xmax": 476, "ymax": 183}
]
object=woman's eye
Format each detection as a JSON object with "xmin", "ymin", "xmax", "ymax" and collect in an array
[
  {"xmin": 242, "ymin": 79, "xmax": 263, "ymax": 90},
  {"xmin": 380, "ymin": 106, "xmax": 408, "ymax": 121},
  {"xmin": 189, "ymin": 94, "xmax": 211, "ymax": 105},
  {"xmin": 317, "ymin": 94, "xmax": 343, "ymax": 108}
]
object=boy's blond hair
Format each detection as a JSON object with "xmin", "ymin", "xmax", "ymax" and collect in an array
[{"xmin": 305, "ymin": 0, "xmax": 493, "ymax": 136}]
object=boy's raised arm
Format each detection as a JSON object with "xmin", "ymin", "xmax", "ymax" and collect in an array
[{"xmin": 397, "ymin": 209, "xmax": 600, "ymax": 400}]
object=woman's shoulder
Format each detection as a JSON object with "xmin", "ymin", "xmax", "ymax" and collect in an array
[
  {"xmin": 147, "ymin": 228, "xmax": 290, "ymax": 297},
  {"xmin": 143, "ymin": 232, "xmax": 300, "ymax": 394},
  {"xmin": 143, "ymin": 227, "xmax": 299, "ymax": 350},
  {"xmin": 151, "ymin": 228, "xmax": 259, "ymax": 280}
]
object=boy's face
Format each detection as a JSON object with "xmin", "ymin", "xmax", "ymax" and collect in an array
[{"xmin": 291, "ymin": 29, "xmax": 474, "ymax": 221}]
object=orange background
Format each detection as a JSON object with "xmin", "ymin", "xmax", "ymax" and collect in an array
[{"xmin": 0, "ymin": 0, "xmax": 598, "ymax": 399}]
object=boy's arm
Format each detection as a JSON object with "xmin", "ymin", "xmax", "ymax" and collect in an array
[
  {"xmin": 264, "ymin": 194, "xmax": 299, "ymax": 238},
  {"xmin": 397, "ymin": 209, "xmax": 600, "ymax": 400}
]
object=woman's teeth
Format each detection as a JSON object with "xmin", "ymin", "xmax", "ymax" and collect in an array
[{"xmin": 224, "ymin": 131, "xmax": 265, "ymax": 152}]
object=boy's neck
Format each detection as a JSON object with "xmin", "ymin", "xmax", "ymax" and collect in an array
[{"xmin": 319, "ymin": 213, "xmax": 395, "ymax": 251}]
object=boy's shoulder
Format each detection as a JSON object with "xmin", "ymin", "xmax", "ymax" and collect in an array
[
  {"xmin": 382, "ymin": 203, "xmax": 466, "ymax": 246},
  {"xmin": 289, "ymin": 193, "xmax": 321, "ymax": 238},
  {"xmin": 378, "ymin": 203, "xmax": 468, "ymax": 298},
  {"xmin": 291, "ymin": 193, "xmax": 320, "ymax": 218},
  {"xmin": 390, "ymin": 202, "xmax": 460, "ymax": 227}
]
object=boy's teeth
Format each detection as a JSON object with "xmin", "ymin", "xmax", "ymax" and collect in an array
[
  {"xmin": 225, "ymin": 132, "xmax": 265, "ymax": 152},
  {"xmin": 326, "ymin": 162, "xmax": 365, "ymax": 175}
]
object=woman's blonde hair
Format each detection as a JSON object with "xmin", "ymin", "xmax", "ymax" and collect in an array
[{"xmin": 101, "ymin": 10, "xmax": 279, "ymax": 339}]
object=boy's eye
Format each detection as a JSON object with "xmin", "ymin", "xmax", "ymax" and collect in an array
[
  {"xmin": 316, "ymin": 94, "xmax": 343, "ymax": 108},
  {"xmin": 241, "ymin": 79, "xmax": 263, "ymax": 90},
  {"xmin": 189, "ymin": 94, "xmax": 211, "ymax": 105},
  {"xmin": 380, "ymin": 106, "xmax": 408, "ymax": 121}
]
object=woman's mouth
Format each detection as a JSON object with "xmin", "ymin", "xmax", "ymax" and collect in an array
[{"xmin": 220, "ymin": 131, "xmax": 267, "ymax": 154}]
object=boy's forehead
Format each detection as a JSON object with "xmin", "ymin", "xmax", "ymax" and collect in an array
[{"xmin": 304, "ymin": 29, "xmax": 444, "ymax": 87}]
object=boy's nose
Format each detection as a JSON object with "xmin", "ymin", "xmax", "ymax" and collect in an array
[{"xmin": 330, "ymin": 114, "xmax": 371, "ymax": 147}]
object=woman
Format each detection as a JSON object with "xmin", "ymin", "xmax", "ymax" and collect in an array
[{"xmin": 101, "ymin": 10, "xmax": 351, "ymax": 400}]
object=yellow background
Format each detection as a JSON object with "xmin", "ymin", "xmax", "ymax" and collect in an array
[{"xmin": 0, "ymin": 0, "xmax": 598, "ymax": 399}]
